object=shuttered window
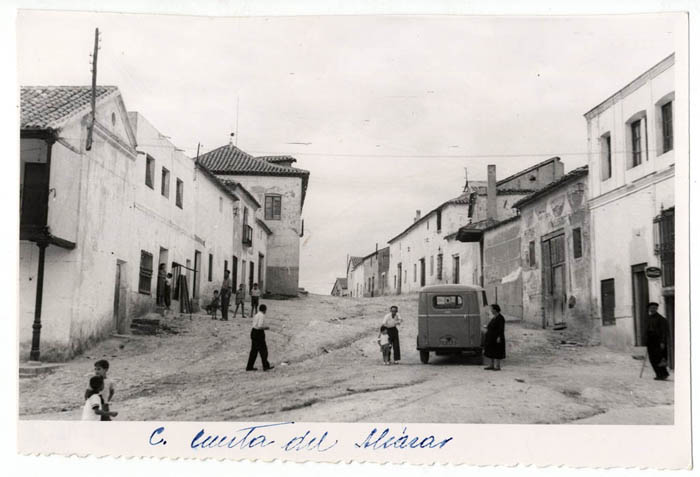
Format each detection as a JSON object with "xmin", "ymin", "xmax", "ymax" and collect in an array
[
  {"xmin": 601, "ymin": 279, "xmax": 615, "ymax": 326},
  {"xmin": 265, "ymin": 195, "xmax": 282, "ymax": 220},
  {"xmin": 138, "ymin": 251, "xmax": 153, "ymax": 294}
]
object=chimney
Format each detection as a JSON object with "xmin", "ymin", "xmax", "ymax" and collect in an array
[
  {"xmin": 414, "ymin": 210, "xmax": 421, "ymax": 222},
  {"xmin": 487, "ymin": 164, "xmax": 497, "ymax": 219}
]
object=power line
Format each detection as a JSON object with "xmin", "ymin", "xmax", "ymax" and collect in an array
[{"xmin": 245, "ymin": 150, "xmax": 592, "ymax": 159}]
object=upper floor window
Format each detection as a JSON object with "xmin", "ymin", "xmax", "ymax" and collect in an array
[
  {"xmin": 572, "ymin": 227, "xmax": 583, "ymax": 259},
  {"xmin": 243, "ymin": 207, "xmax": 249, "ymax": 225},
  {"xmin": 161, "ymin": 167, "xmax": 170, "ymax": 198},
  {"xmin": 436, "ymin": 210, "xmax": 442, "ymax": 232},
  {"xmin": 600, "ymin": 133, "xmax": 612, "ymax": 181},
  {"xmin": 265, "ymin": 195, "xmax": 282, "ymax": 220},
  {"xmin": 661, "ymin": 101, "xmax": 673, "ymax": 153},
  {"xmin": 145, "ymin": 155, "xmax": 155, "ymax": 189},
  {"xmin": 176, "ymin": 178, "xmax": 183, "ymax": 208},
  {"xmin": 631, "ymin": 120, "xmax": 643, "ymax": 168}
]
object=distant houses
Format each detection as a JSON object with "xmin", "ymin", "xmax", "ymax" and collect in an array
[
  {"xmin": 19, "ymin": 86, "xmax": 309, "ymax": 360},
  {"xmin": 339, "ymin": 54, "xmax": 676, "ymax": 354},
  {"xmin": 330, "ymin": 278, "xmax": 348, "ymax": 296}
]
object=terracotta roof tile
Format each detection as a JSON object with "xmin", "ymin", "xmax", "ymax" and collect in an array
[
  {"xmin": 21, "ymin": 86, "xmax": 119, "ymax": 130},
  {"xmin": 198, "ymin": 145, "xmax": 308, "ymax": 176}
]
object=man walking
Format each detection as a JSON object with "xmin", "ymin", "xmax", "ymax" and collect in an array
[
  {"xmin": 246, "ymin": 304, "xmax": 274, "ymax": 371},
  {"xmin": 220, "ymin": 270, "xmax": 232, "ymax": 321},
  {"xmin": 646, "ymin": 302, "xmax": 670, "ymax": 381},
  {"xmin": 382, "ymin": 305, "xmax": 403, "ymax": 364}
]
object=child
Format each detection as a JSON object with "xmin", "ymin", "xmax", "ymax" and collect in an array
[
  {"xmin": 250, "ymin": 283, "xmax": 261, "ymax": 315},
  {"xmin": 82, "ymin": 376, "xmax": 118, "ymax": 421},
  {"xmin": 377, "ymin": 326, "xmax": 392, "ymax": 365},
  {"xmin": 94, "ymin": 359, "xmax": 116, "ymax": 421},
  {"xmin": 233, "ymin": 284, "xmax": 247, "ymax": 318},
  {"xmin": 164, "ymin": 273, "xmax": 172, "ymax": 310},
  {"xmin": 206, "ymin": 290, "xmax": 221, "ymax": 319}
]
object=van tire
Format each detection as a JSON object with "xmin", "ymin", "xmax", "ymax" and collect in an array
[{"xmin": 419, "ymin": 350, "xmax": 430, "ymax": 364}]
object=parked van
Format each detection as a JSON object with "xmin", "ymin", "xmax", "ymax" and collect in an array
[{"xmin": 416, "ymin": 284, "xmax": 488, "ymax": 364}]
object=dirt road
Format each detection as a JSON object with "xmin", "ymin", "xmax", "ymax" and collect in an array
[{"xmin": 20, "ymin": 294, "xmax": 673, "ymax": 424}]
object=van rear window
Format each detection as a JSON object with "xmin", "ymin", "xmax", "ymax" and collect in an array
[{"xmin": 432, "ymin": 295, "xmax": 463, "ymax": 309}]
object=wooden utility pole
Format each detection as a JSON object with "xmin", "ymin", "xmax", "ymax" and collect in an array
[{"xmin": 86, "ymin": 28, "xmax": 99, "ymax": 151}]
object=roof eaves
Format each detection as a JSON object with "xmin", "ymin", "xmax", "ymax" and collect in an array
[
  {"xmin": 513, "ymin": 166, "xmax": 588, "ymax": 209},
  {"xmin": 255, "ymin": 218, "xmax": 273, "ymax": 235}
]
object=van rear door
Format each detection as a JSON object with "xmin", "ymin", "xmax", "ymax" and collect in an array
[{"xmin": 427, "ymin": 293, "xmax": 468, "ymax": 348}]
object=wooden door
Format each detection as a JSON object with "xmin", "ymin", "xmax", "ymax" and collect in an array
[
  {"xmin": 420, "ymin": 258, "xmax": 426, "ymax": 287},
  {"xmin": 542, "ymin": 233, "xmax": 566, "ymax": 327},
  {"xmin": 249, "ymin": 261, "xmax": 254, "ymax": 292},
  {"xmin": 113, "ymin": 260, "xmax": 127, "ymax": 334},
  {"xmin": 632, "ymin": 263, "xmax": 649, "ymax": 346},
  {"xmin": 232, "ymin": 256, "xmax": 238, "ymax": 289},
  {"xmin": 21, "ymin": 162, "xmax": 49, "ymax": 230}
]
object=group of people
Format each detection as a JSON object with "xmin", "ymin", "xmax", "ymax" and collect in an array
[{"xmin": 205, "ymin": 270, "xmax": 262, "ymax": 321}]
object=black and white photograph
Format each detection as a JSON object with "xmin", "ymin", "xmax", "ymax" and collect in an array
[{"xmin": 9, "ymin": 1, "xmax": 693, "ymax": 470}]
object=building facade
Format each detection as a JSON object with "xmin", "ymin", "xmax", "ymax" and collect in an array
[
  {"xmin": 514, "ymin": 166, "xmax": 595, "ymax": 339},
  {"xmin": 197, "ymin": 146, "xmax": 310, "ymax": 296},
  {"xmin": 19, "ymin": 86, "xmax": 271, "ymax": 360},
  {"xmin": 330, "ymin": 278, "xmax": 348, "ymax": 296},
  {"xmin": 584, "ymin": 54, "xmax": 676, "ymax": 352}
]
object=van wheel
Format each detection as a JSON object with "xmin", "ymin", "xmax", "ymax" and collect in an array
[{"xmin": 420, "ymin": 350, "xmax": 429, "ymax": 364}]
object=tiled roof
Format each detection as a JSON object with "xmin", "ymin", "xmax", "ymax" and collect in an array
[
  {"xmin": 348, "ymin": 256, "xmax": 364, "ymax": 271},
  {"xmin": 258, "ymin": 155, "xmax": 297, "ymax": 165},
  {"xmin": 21, "ymin": 86, "xmax": 119, "ymax": 130},
  {"xmin": 387, "ymin": 191, "xmax": 471, "ymax": 244},
  {"xmin": 513, "ymin": 166, "xmax": 588, "ymax": 209},
  {"xmin": 198, "ymin": 145, "xmax": 308, "ymax": 177},
  {"xmin": 455, "ymin": 215, "xmax": 520, "ymax": 242},
  {"xmin": 335, "ymin": 278, "xmax": 348, "ymax": 288}
]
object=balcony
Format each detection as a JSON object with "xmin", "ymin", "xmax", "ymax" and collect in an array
[{"xmin": 242, "ymin": 224, "xmax": 253, "ymax": 247}]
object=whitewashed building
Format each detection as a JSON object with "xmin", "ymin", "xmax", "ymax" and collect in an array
[
  {"xmin": 197, "ymin": 147, "xmax": 310, "ymax": 296},
  {"xmin": 19, "ymin": 86, "xmax": 271, "ymax": 360},
  {"xmin": 346, "ymin": 256, "xmax": 365, "ymax": 297},
  {"xmin": 584, "ymin": 53, "xmax": 676, "ymax": 355}
]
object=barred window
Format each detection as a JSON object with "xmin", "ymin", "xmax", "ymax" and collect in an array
[{"xmin": 138, "ymin": 251, "xmax": 153, "ymax": 294}]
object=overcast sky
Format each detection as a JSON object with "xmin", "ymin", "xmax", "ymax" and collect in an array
[{"xmin": 17, "ymin": 11, "xmax": 680, "ymax": 294}]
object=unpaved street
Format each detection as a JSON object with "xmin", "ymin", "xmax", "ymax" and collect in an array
[{"xmin": 20, "ymin": 294, "xmax": 673, "ymax": 424}]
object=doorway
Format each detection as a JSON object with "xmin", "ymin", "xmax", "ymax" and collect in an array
[
  {"xmin": 419, "ymin": 258, "xmax": 426, "ymax": 287},
  {"xmin": 113, "ymin": 260, "xmax": 127, "ymax": 334},
  {"xmin": 193, "ymin": 251, "xmax": 201, "ymax": 302},
  {"xmin": 452, "ymin": 255, "xmax": 460, "ymax": 284},
  {"xmin": 397, "ymin": 263, "xmax": 402, "ymax": 294},
  {"xmin": 632, "ymin": 263, "xmax": 649, "ymax": 346},
  {"xmin": 249, "ymin": 260, "xmax": 254, "ymax": 292},
  {"xmin": 185, "ymin": 259, "xmax": 193, "ymax": 301},
  {"xmin": 542, "ymin": 232, "xmax": 566, "ymax": 327},
  {"xmin": 232, "ymin": 255, "xmax": 238, "ymax": 289},
  {"xmin": 665, "ymin": 295, "xmax": 675, "ymax": 369},
  {"xmin": 258, "ymin": 253, "xmax": 265, "ymax": 291}
]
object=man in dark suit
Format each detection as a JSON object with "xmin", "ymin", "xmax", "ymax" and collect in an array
[{"xmin": 646, "ymin": 302, "xmax": 670, "ymax": 381}]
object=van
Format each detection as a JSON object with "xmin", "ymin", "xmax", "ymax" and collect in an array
[{"xmin": 416, "ymin": 284, "xmax": 488, "ymax": 364}]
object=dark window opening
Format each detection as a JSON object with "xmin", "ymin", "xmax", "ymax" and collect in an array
[
  {"xmin": 528, "ymin": 240, "xmax": 536, "ymax": 267},
  {"xmin": 161, "ymin": 167, "xmax": 170, "ymax": 197},
  {"xmin": 208, "ymin": 254, "xmax": 213, "ymax": 282},
  {"xmin": 573, "ymin": 228, "xmax": 583, "ymax": 259},
  {"xmin": 601, "ymin": 279, "xmax": 615, "ymax": 326},
  {"xmin": 145, "ymin": 155, "xmax": 155, "ymax": 189},
  {"xmin": 631, "ymin": 120, "xmax": 642, "ymax": 168},
  {"xmin": 661, "ymin": 101, "xmax": 673, "ymax": 153},
  {"xmin": 176, "ymin": 178, "xmax": 183, "ymax": 208}
]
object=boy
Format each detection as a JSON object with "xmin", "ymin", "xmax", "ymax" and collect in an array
[
  {"xmin": 246, "ymin": 304, "xmax": 274, "ymax": 371},
  {"xmin": 233, "ymin": 283, "xmax": 247, "ymax": 318},
  {"xmin": 82, "ymin": 376, "xmax": 118, "ymax": 421},
  {"xmin": 377, "ymin": 326, "xmax": 392, "ymax": 365},
  {"xmin": 206, "ymin": 290, "xmax": 221, "ymax": 319},
  {"xmin": 94, "ymin": 359, "xmax": 116, "ymax": 421},
  {"xmin": 250, "ymin": 283, "xmax": 261, "ymax": 315}
]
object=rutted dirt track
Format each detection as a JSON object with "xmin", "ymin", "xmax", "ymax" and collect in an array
[{"xmin": 20, "ymin": 294, "xmax": 673, "ymax": 424}]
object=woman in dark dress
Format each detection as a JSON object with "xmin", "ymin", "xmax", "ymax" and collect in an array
[{"xmin": 484, "ymin": 304, "xmax": 506, "ymax": 371}]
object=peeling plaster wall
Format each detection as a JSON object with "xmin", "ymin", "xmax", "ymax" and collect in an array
[
  {"xmin": 519, "ymin": 176, "xmax": 597, "ymax": 342},
  {"xmin": 483, "ymin": 219, "xmax": 522, "ymax": 320}
]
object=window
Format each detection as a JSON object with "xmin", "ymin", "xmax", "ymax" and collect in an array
[
  {"xmin": 528, "ymin": 240, "xmax": 536, "ymax": 267},
  {"xmin": 413, "ymin": 264, "xmax": 417, "ymax": 282},
  {"xmin": 631, "ymin": 119, "xmax": 643, "ymax": 168},
  {"xmin": 432, "ymin": 295, "xmax": 464, "ymax": 309},
  {"xmin": 265, "ymin": 195, "xmax": 282, "ymax": 220},
  {"xmin": 138, "ymin": 251, "xmax": 153, "ymax": 294},
  {"xmin": 452, "ymin": 255, "xmax": 460, "ymax": 284},
  {"xmin": 176, "ymin": 178, "xmax": 183, "ymax": 208},
  {"xmin": 654, "ymin": 207, "xmax": 674, "ymax": 287},
  {"xmin": 572, "ymin": 228, "xmax": 583, "ymax": 259},
  {"xmin": 430, "ymin": 255, "xmax": 434, "ymax": 276},
  {"xmin": 243, "ymin": 207, "xmax": 249, "ymax": 225},
  {"xmin": 436, "ymin": 210, "xmax": 442, "ymax": 232},
  {"xmin": 600, "ymin": 133, "xmax": 612, "ymax": 181},
  {"xmin": 161, "ymin": 167, "xmax": 170, "ymax": 197},
  {"xmin": 601, "ymin": 279, "xmax": 615, "ymax": 326},
  {"xmin": 145, "ymin": 155, "xmax": 155, "ymax": 189},
  {"xmin": 437, "ymin": 253, "xmax": 443, "ymax": 280},
  {"xmin": 208, "ymin": 254, "xmax": 213, "ymax": 281},
  {"xmin": 661, "ymin": 101, "xmax": 673, "ymax": 153}
]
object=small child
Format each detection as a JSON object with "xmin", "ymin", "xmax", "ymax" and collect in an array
[
  {"xmin": 82, "ymin": 376, "xmax": 118, "ymax": 421},
  {"xmin": 206, "ymin": 290, "xmax": 221, "ymax": 319},
  {"xmin": 233, "ymin": 284, "xmax": 247, "ymax": 318},
  {"xmin": 377, "ymin": 326, "xmax": 392, "ymax": 365},
  {"xmin": 94, "ymin": 359, "xmax": 116, "ymax": 421},
  {"xmin": 250, "ymin": 283, "xmax": 261, "ymax": 315}
]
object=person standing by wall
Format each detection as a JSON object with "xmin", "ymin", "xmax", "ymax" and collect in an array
[
  {"xmin": 382, "ymin": 305, "xmax": 402, "ymax": 364},
  {"xmin": 246, "ymin": 304, "xmax": 274, "ymax": 371},
  {"xmin": 233, "ymin": 283, "xmax": 247, "ymax": 318},
  {"xmin": 484, "ymin": 304, "xmax": 506, "ymax": 371},
  {"xmin": 250, "ymin": 283, "xmax": 261, "ymax": 315},
  {"xmin": 220, "ymin": 270, "xmax": 232, "ymax": 321},
  {"xmin": 646, "ymin": 302, "xmax": 670, "ymax": 381}
]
